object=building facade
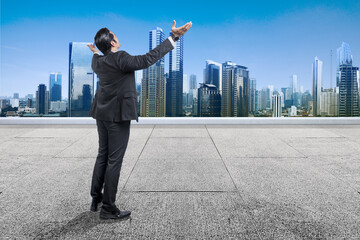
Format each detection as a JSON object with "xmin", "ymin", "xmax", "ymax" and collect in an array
[
  {"xmin": 36, "ymin": 84, "xmax": 49, "ymax": 114},
  {"xmin": 49, "ymin": 72, "xmax": 62, "ymax": 102},
  {"xmin": 338, "ymin": 65, "xmax": 359, "ymax": 117},
  {"xmin": 197, "ymin": 83, "xmax": 221, "ymax": 117},
  {"xmin": 141, "ymin": 27, "xmax": 166, "ymax": 117},
  {"xmin": 204, "ymin": 60, "xmax": 222, "ymax": 92},
  {"xmin": 221, "ymin": 61, "xmax": 249, "ymax": 117},
  {"xmin": 166, "ymin": 33, "xmax": 184, "ymax": 117},
  {"xmin": 272, "ymin": 93, "xmax": 282, "ymax": 117},
  {"xmin": 249, "ymin": 78, "xmax": 256, "ymax": 113},
  {"xmin": 312, "ymin": 56, "xmax": 323, "ymax": 116},
  {"xmin": 68, "ymin": 42, "xmax": 94, "ymax": 117}
]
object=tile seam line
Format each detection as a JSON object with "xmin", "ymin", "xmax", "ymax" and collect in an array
[
  {"xmin": 96, "ymin": 125, "xmax": 155, "ymax": 240},
  {"xmin": 121, "ymin": 190, "xmax": 236, "ymax": 193},
  {"xmin": 0, "ymin": 131, "xmax": 89, "ymax": 193},
  {"xmin": 120, "ymin": 125, "xmax": 155, "ymax": 192},
  {"xmin": 52, "ymin": 130, "xmax": 93, "ymax": 158},
  {"xmin": 317, "ymin": 165, "xmax": 360, "ymax": 197},
  {"xmin": 276, "ymin": 136, "xmax": 309, "ymax": 158},
  {"xmin": 205, "ymin": 124, "xmax": 264, "ymax": 240}
]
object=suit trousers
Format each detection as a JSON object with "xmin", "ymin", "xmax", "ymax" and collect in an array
[{"xmin": 90, "ymin": 119, "xmax": 131, "ymax": 211}]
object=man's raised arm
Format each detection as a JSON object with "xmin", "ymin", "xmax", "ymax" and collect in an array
[{"xmin": 116, "ymin": 20, "xmax": 192, "ymax": 72}]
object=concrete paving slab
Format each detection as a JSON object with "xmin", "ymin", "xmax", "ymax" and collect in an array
[
  {"xmin": 0, "ymin": 155, "xmax": 47, "ymax": 191},
  {"xmin": 0, "ymin": 137, "xmax": 75, "ymax": 156},
  {"xmin": 284, "ymin": 136, "xmax": 360, "ymax": 157},
  {"xmin": 0, "ymin": 126, "xmax": 35, "ymax": 138},
  {"xmin": 151, "ymin": 125, "xmax": 209, "ymax": 138},
  {"xmin": 99, "ymin": 192, "xmax": 262, "ymax": 239},
  {"xmin": 1, "ymin": 124, "xmax": 360, "ymax": 239},
  {"xmin": 139, "ymin": 137, "xmax": 220, "ymax": 160},
  {"xmin": 264, "ymin": 127, "xmax": 343, "ymax": 138},
  {"xmin": 207, "ymin": 127, "xmax": 272, "ymax": 138},
  {"xmin": 223, "ymin": 157, "xmax": 360, "ymax": 239},
  {"xmin": 123, "ymin": 157, "xmax": 236, "ymax": 192},
  {"xmin": 17, "ymin": 127, "xmax": 91, "ymax": 139},
  {"xmin": 302, "ymin": 155, "xmax": 360, "ymax": 192},
  {"xmin": 211, "ymin": 135, "xmax": 305, "ymax": 158}
]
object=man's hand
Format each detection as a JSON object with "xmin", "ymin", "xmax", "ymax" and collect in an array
[
  {"xmin": 171, "ymin": 20, "xmax": 192, "ymax": 37},
  {"xmin": 87, "ymin": 44, "xmax": 99, "ymax": 54}
]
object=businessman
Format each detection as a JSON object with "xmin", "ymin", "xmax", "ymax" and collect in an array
[{"xmin": 87, "ymin": 20, "xmax": 192, "ymax": 220}]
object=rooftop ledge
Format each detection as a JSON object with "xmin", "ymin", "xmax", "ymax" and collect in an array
[{"xmin": 0, "ymin": 117, "xmax": 360, "ymax": 125}]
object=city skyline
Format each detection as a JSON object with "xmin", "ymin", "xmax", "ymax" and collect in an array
[{"xmin": 1, "ymin": 1, "xmax": 360, "ymax": 97}]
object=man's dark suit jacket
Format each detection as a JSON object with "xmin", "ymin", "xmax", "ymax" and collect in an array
[{"xmin": 88, "ymin": 38, "xmax": 175, "ymax": 122}]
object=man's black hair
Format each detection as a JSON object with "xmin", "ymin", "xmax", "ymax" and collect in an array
[{"xmin": 94, "ymin": 27, "xmax": 115, "ymax": 54}]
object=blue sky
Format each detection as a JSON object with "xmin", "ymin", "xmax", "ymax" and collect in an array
[{"xmin": 1, "ymin": 0, "xmax": 360, "ymax": 98}]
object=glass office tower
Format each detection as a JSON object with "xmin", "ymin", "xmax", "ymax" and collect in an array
[
  {"xmin": 221, "ymin": 61, "xmax": 249, "ymax": 117},
  {"xmin": 49, "ymin": 72, "xmax": 62, "ymax": 102},
  {"xmin": 36, "ymin": 84, "xmax": 49, "ymax": 114},
  {"xmin": 166, "ymin": 32, "xmax": 184, "ymax": 117},
  {"xmin": 249, "ymin": 78, "xmax": 256, "ymax": 113},
  {"xmin": 290, "ymin": 74, "xmax": 298, "ymax": 105},
  {"xmin": 338, "ymin": 65, "xmax": 359, "ymax": 117},
  {"xmin": 337, "ymin": 42, "xmax": 353, "ymax": 87},
  {"xmin": 141, "ymin": 27, "xmax": 166, "ymax": 117},
  {"xmin": 197, "ymin": 83, "xmax": 221, "ymax": 117},
  {"xmin": 68, "ymin": 42, "xmax": 94, "ymax": 117},
  {"xmin": 312, "ymin": 57, "xmax": 323, "ymax": 116},
  {"xmin": 204, "ymin": 60, "xmax": 222, "ymax": 93}
]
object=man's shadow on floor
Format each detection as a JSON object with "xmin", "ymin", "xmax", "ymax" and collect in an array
[{"xmin": 37, "ymin": 211, "xmax": 131, "ymax": 239}]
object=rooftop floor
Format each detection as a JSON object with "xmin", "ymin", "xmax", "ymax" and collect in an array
[{"xmin": 1, "ymin": 124, "xmax": 360, "ymax": 239}]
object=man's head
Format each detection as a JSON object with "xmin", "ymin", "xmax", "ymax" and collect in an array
[{"xmin": 94, "ymin": 28, "xmax": 121, "ymax": 54}]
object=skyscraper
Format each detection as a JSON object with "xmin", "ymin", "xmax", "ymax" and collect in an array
[
  {"xmin": 141, "ymin": 27, "xmax": 166, "ymax": 117},
  {"xmin": 268, "ymin": 85, "xmax": 274, "ymax": 109},
  {"xmin": 320, "ymin": 88, "xmax": 339, "ymax": 116},
  {"xmin": 197, "ymin": 83, "xmax": 221, "ymax": 117},
  {"xmin": 68, "ymin": 42, "xmax": 94, "ymax": 117},
  {"xmin": 166, "ymin": 32, "xmax": 184, "ymax": 117},
  {"xmin": 337, "ymin": 42, "xmax": 353, "ymax": 87},
  {"xmin": 290, "ymin": 75, "xmax": 298, "ymax": 105},
  {"xmin": 249, "ymin": 78, "xmax": 256, "ymax": 113},
  {"xmin": 221, "ymin": 61, "xmax": 249, "ymax": 117},
  {"xmin": 338, "ymin": 65, "xmax": 359, "ymax": 117},
  {"xmin": 188, "ymin": 74, "xmax": 197, "ymax": 112},
  {"xmin": 36, "ymin": 84, "xmax": 49, "ymax": 114},
  {"xmin": 183, "ymin": 74, "xmax": 189, "ymax": 93},
  {"xmin": 272, "ymin": 93, "xmax": 282, "ymax": 117},
  {"xmin": 189, "ymin": 74, "xmax": 197, "ymax": 90},
  {"xmin": 312, "ymin": 56, "xmax": 323, "ymax": 116},
  {"xmin": 49, "ymin": 72, "xmax": 62, "ymax": 101},
  {"xmin": 204, "ymin": 60, "xmax": 222, "ymax": 92}
]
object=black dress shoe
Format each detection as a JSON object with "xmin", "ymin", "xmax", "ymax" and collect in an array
[
  {"xmin": 100, "ymin": 207, "xmax": 131, "ymax": 220},
  {"xmin": 90, "ymin": 198, "xmax": 103, "ymax": 212}
]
